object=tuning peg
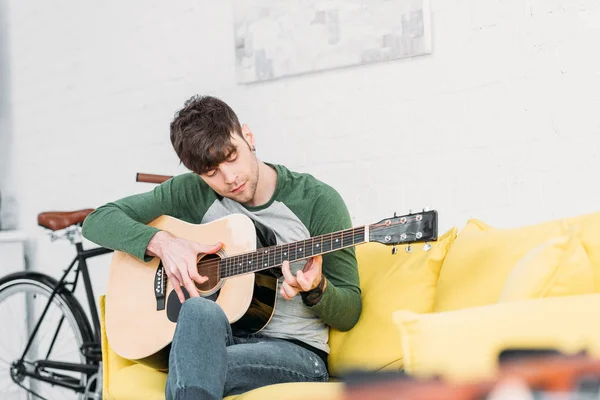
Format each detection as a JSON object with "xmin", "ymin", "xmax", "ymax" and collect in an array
[
  {"xmin": 405, "ymin": 244, "xmax": 412, "ymax": 253},
  {"xmin": 423, "ymin": 207, "xmax": 430, "ymax": 212},
  {"xmin": 423, "ymin": 243, "xmax": 432, "ymax": 251},
  {"xmin": 392, "ymin": 245, "xmax": 398, "ymax": 255},
  {"xmin": 394, "ymin": 212, "xmax": 397, "ymax": 217}
]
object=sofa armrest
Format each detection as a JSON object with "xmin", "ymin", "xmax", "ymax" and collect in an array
[
  {"xmin": 393, "ymin": 293, "xmax": 600, "ymax": 383},
  {"xmin": 99, "ymin": 295, "xmax": 136, "ymax": 399}
]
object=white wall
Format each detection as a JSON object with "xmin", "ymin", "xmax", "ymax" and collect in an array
[
  {"xmin": 0, "ymin": 0, "xmax": 14, "ymax": 225},
  {"xmin": 3, "ymin": 0, "xmax": 600, "ymax": 310}
]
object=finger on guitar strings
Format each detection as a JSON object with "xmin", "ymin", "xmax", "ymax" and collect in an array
[
  {"xmin": 181, "ymin": 275, "xmax": 200, "ymax": 299},
  {"xmin": 188, "ymin": 266, "xmax": 209, "ymax": 286}
]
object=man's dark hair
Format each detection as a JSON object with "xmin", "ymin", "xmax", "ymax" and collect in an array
[{"xmin": 170, "ymin": 95, "xmax": 243, "ymax": 175}]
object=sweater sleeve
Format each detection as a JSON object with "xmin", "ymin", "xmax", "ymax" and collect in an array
[
  {"xmin": 305, "ymin": 186, "xmax": 362, "ymax": 332},
  {"xmin": 82, "ymin": 173, "xmax": 202, "ymax": 262}
]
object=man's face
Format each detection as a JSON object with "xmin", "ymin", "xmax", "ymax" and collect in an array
[{"xmin": 199, "ymin": 132, "xmax": 259, "ymax": 205}]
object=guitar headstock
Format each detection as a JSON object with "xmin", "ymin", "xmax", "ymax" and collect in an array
[{"xmin": 369, "ymin": 209, "xmax": 438, "ymax": 253}]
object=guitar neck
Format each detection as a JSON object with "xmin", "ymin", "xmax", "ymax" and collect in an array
[{"xmin": 219, "ymin": 226, "xmax": 367, "ymax": 278}]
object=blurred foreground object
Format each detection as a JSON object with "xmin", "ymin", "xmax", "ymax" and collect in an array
[{"xmin": 342, "ymin": 352, "xmax": 600, "ymax": 400}]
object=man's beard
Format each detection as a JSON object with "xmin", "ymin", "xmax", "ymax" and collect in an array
[{"xmin": 231, "ymin": 158, "xmax": 260, "ymax": 204}]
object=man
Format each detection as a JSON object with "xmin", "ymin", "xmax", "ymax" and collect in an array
[{"xmin": 82, "ymin": 95, "xmax": 362, "ymax": 400}]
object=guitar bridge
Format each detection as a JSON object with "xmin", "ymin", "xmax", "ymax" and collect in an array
[{"xmin": 154, "ymin": 262, "xmax": 166, "ymax": 311}]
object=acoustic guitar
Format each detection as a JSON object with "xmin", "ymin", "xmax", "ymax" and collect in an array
[{"xmin": 105, "ymin": 210, "xmax": 438, "ymax": 369}]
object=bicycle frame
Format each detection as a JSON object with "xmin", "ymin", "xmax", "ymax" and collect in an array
[
  {"xmin": 13, "ymin": 173, "xmax": 165, "ymax": 396},
  {"xmin": 14, "ymin": 240, "xmax": 113, "ymax": 394}
]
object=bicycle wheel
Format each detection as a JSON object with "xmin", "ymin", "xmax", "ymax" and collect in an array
[{"xmin": 0, "ymin": 272, "xmax": 95, "ymax": 400}]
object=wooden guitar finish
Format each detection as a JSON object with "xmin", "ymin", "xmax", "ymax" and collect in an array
[
  {"xmin": 104, "ymin": 211, "xmax": 438, "ymax": 370},
  {"xmin": 105, "ymin": 214, "xmax": 261, "ymax": 369}
]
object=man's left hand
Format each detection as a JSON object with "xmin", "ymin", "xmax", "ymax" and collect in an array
[{"xmin": 280, "ymin": 255, "xmax": 323, "ymax": 300}]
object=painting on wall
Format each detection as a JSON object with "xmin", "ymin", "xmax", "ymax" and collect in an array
[{"xmin": 233, "ymin": 0, "xmax": 432, "ymax": 83}]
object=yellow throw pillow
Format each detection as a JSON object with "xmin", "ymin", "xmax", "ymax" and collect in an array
[
  {"xmin": 393, "ymin": 293, "xmax": 600, "ymax": 383},
  {"xmin": 565, "ymin": 210, "xmax": 600, "ymax": 291},
  {"xmin": 433, "ymin": 218, "xmax": 566, "ymax": 312},
  {"xmin": 327, "ymin": 227, "xmax": 457, "ymax": 377},
  {"xmin": 499, "ymin": 228, "xmax": 594, "ymax": 301}
]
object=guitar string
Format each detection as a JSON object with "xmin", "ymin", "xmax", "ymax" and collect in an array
[
  {"xmin": 193, "ymin": 229, "xmax": 366, "ymax": 278},
  {"xmin": 212, "ymin": 229, "xmax": 364, "ymax": 269},
  {"xmin": 214, "ymin": 230, "xmax": 367, "ymax": 279},
  {"xmin": 216, "ymin": 217, "xmax": 426, "ymax": 265},
  {"xmin": 216, "ymin": 218, "xmax": 429, "ymax": 278},
  {"xmin": 204, "ymin": 218, "xmax": 426, "ymax": 277},
  {"xmin": 220, "ymin": 230, "xmax": 366, "ymax": 277},
  {"xmin": 184, "ymin": 217, "xmax": 428, "ymax": 278}
]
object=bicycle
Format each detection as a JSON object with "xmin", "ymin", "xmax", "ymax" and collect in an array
[
  {"xmin": 0, "ymin": 173, "xmax": 171, "ymax": 400},
  {"xmin": 0, "ymin": 209, "xmax": 112, "ymax": 399}
]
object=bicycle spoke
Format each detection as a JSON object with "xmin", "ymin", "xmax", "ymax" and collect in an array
[
  {"xmin": 0, "ymin": 279, "xmax": 90, "ymax": 400},
  {"xmin": 0, "ymin": 296, "xmax": 27, "ymax": 346},
  {"xmin": 0, "ymin": 373, "xmax": 17, "ymax": 386},
  {"xmin": 45, "ymin": 315, "xmax": 66, "ymax": 359},
  {"xmin": 31, "ymin": 302, "xmax": 59, "ymax": 354},
  {"xmin": 0, "ymin": 365, "xmax": 11, "ymax": 378},
  {"xmin": 0, "ymin": 339, "xmax": 22, "ymax": 363},
  {"xmin": 0, "ymin": 354, "xmax": 13, "ymax": 365}
]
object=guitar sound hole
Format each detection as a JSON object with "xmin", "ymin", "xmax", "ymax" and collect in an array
[{"xmin": 196, "ymin": 253, "xmax": 221, "ymax": 293}]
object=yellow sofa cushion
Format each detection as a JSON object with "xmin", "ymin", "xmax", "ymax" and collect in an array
[
  {"xmin": 499, "ymin": 228, "xmax": 594, "ymax": 301},
  {"xmin": 327, "ymin": 227, "xmax": 457, "ymax": 376},
  {"xmin": 104, "ymin": 361, "xmax": 341, "ymax": 400},
  {"xmin": 110, "ymin": 364, "xmax": 168, "ymax": 400},
  {"xmin": 393, "ymin": 293, "xmax": 600, "ymax": 383},
  {"xmin": 109, "ymin": 363, "xmax": 342, "ymax": 400},
  {"xmin": 433, "ymin": 218, "xmax": 566, "ymax": 312},
  {"xmin": 100, "ymin": 295, "xmax": 136, "ymax": 399},
  {"xmin": 229, "ymin": 382, "xmax": 343, "ymax": 400},
  {"xmin": 565, "ymin": 210, "xmax": 600, "ymax": 290}
]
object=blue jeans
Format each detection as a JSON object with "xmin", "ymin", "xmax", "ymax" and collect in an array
[{"xmin": 165, "ymin": 297, "xmax": 329, "ymax": 400}]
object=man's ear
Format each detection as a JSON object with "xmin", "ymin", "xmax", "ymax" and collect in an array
[{"xmin": 241, "ymin": 124, "xmax": 255, "ymax": 149}]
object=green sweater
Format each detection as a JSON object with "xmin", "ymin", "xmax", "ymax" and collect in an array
[{"xmin": 82, "ymin": 163, "xmax": 361, "ymax": 353}]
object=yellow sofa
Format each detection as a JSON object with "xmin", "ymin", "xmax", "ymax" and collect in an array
[{"xmin": 99, "ymin": 210, "xmax": 600, "ymax": 399}]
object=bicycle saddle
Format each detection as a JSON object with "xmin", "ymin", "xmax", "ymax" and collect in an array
[{"xmin": 38, "ymin": 209, "xmax": 95, "ymax": 231}]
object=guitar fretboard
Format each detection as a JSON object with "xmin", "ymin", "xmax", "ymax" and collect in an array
[{"xmin": 219, "ymin": 226, "xmax": 366, "ymax": 278}]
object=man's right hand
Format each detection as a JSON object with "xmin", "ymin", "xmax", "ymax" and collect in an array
[{"xmin": 147, "ymin": 231, "xmax": 223, "ymax": 303}]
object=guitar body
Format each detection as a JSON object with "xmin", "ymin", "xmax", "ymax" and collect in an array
[{"xmin": 105, "ymin": 214, "xmax": 278, "ymax": 369}]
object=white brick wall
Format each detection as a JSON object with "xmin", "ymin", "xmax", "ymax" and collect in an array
[{"xmin": 2, "ymin": 0, "xmax": 600, "ymax": 307}]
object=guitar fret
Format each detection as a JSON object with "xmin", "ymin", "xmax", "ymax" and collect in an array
[
  {"xmin": 291, "ymin": 241, "xmax": 297, "ymax": 262},
  {"xmin": 283, "ymin": 244, "xmax": 289, "ymax": 262},
  {"xmin": 344, "ymin": 229, "xmax": 352, "ymax": 247},
  {"xmin": 220, "ymin": 226, "xmax": 369, "ymax": 279}
]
